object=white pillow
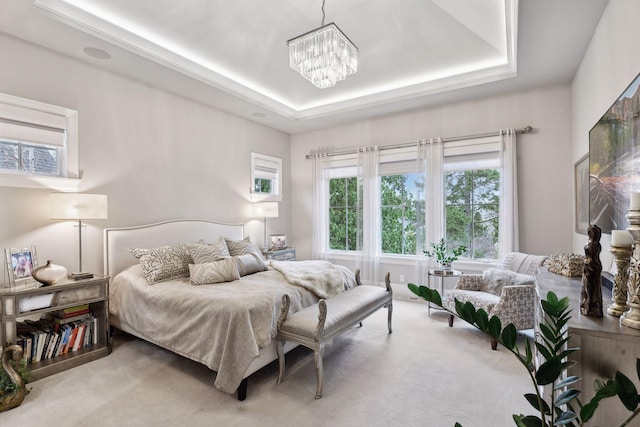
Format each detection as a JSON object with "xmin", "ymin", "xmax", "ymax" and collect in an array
[
  {"xmin": 128, "ymin": 244, "xmax": 192, "ymax": 284},
  {"xmin": 189, "ymin": 258, "xmax": 240, "ymax": 285},
  {"xmin": 236, "ymin": 253, "xmax": 267, "ymax": 276},
  {"xmin": 224, "ymin": 236, "xmax": 264, "ymax": 260},
  {"xmin": 481, "ymin": 268, "xmax": 535, "ymax": 296}
]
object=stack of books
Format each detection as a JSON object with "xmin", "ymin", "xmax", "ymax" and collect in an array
[{"xmin": 15, "ymin": 304, "xmax": 98, "ymax": 364}]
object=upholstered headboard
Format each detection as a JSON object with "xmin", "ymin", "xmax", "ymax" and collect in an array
[{"xmin": 103, "ymin": 219, "xmax": 244, "ymax": 277}]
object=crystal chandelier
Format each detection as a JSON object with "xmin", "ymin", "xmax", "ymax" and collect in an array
[{"xmin": 287, "ymin": 0, "xmax": 357, "ymax": 89}]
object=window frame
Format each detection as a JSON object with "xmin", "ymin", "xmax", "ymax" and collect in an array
[
  {"xmin": 0, "ymin": 93, "xmax": 79, "ymax": 191},
  {"xmin": 250, "ymin": 152, "xmax": 282, "ymax": 202}
]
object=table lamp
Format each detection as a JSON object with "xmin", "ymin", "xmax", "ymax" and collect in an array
[
  {"xmin": 50, "ymin": 193, "xmax": 108, "ymax": 277},
  {"xmin": 251, "ymin": 202, "xmax": 279, "ymax": 250}
]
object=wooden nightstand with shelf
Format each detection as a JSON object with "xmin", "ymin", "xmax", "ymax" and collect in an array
[
  {"xmin": 0, "ymin": 275, "xmax": 110, "ymax": 381},
  {"xmin": 261, "ymin": 247, "xmax": 296, "ymax": 261}
]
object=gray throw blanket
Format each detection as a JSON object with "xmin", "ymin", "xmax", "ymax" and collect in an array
[{"xmin": 270, "ymin": 260, "xmax": 345, "ymax": 298}]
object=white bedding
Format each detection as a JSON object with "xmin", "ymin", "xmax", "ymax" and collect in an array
[{"xmin": 110, "ymin": 263, "xmax": 355, "ymax": 394}]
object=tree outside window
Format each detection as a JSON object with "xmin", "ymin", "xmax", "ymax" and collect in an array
[
  {"xmin": 380, "ymin": 174, "xmax": 423, "ymax": 255},
  {"xmin": 329, "ymin": 177, "xmax": 358, "ymax": 250},
  {"xmin": 445, "ymin": 169, "xmax": 500, "ymax": 259}
]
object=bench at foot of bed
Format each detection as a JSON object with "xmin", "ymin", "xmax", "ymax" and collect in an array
[{"xmin": 276, "ymin": 271, "xmax": 392, "ymax": 399}]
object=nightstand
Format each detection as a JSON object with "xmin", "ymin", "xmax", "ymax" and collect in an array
[
  {"xmin": 0, "ymin": 275, "xmax": 110, "ymax": 381},
  {"xmin": 262, "ymin": 247, "xmax": 296, "ymax": 261}
]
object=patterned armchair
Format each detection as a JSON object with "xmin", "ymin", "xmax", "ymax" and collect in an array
[{"xmin": 446, "ymin": 252, "xmax": 547, "ymax": 350}]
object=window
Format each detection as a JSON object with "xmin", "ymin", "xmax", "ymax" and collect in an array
[
  {"xmin": 0, "ymin": 93, "xmax": 78, "ymax": 190},
  {"xmin": 329, "ymin": 176, "xmax": 358, "ymax": 250},
  {"xmin": 445, "ymin": 169, "xmax": 500, "ymax": 259},
  {"xmin": 380, "ymin": 173, "xmax": 424, "ymax": 255},
  {"xmin": 251, "ymin": 152, "xmax": 282, "ymax": 202}
]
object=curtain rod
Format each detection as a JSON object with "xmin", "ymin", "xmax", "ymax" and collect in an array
[{"xmin": 305, "ymin": 126, "xmax": 533, "ymax": 159}]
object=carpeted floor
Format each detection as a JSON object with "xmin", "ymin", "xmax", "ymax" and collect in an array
[{"xmin": 1, "ymin": 299, "xmax": 531, "ymax": 426}]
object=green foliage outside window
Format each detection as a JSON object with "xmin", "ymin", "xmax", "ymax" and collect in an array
[
  {"xmin": 254, "ymin": 178, "xmax": 272, "ymax": 194},
  {"xmin": 329, "ymin": 177, "xmax": 358, "ymax": 250},
  {"xmin": 446, "ymin": 169, "xmax": 500, "ymax": 259},
  {"xmin": 381, "ymin": 174, "xmax": 423, "ymax": 255}
]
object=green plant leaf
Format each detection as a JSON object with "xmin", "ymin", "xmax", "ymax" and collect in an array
[
  {"xmin": 554, "ymin": 388, "xmax": 581, "ymax": 406},
  {"xmin": 553, "ymin": 410, "xmax": 577, "ymax": 425},
  {"xmin": 407, "ymin": 283, "xmax": 420, "ymax": 296},
  {"xmin": 473, "ymin": 309, "xmax": 489, "ymax": 332},
  {"xmin": 536, "ymin": 357, "xmax": 563, "ymax": 385},
  {"xmin": 555, "ymin": 376, "xmax": 581, "ymax": 389},
  {"xmin": 580, "ymin": 401, "xmax": 598, "ymax": 423},
  {"xmin": 502, "ymin": 323, "xmax": 517, "ymax": 350},
  {"xmin": 461, "ymin": 302, "xmax": 476, "ymax": 323},
  {"xmin": 513, "ymin": 414, "xmax": 543, "ymax": 427},
  {"xmin": 488, "ymin": 316, "xmax": 502, "ymax": 340},
  {"xmin": 539, "ymin": 323, "xmax": 556, "ymax": 343},
  {"xmin": 524, "ymin": 338, "xmax": 534, "ymax": 370},
  {"xmin": 615, "ymin": 371, "xmax": 639, "ymax": 411},
  {"xmin": 636, "ymin": 357, "xmax": 640, "ymax": 382},
  {"xmin": 535, "ymin": 342, "xmax": 553, "ymax": 362},
  {"xmin": 524, "ymin": 393, "xmax": 551, "ymax": 415}
]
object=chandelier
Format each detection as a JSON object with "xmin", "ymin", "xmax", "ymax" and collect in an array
[{"xmin": 287, "ymin": 0, "xmax": 357, "ymax": 89}]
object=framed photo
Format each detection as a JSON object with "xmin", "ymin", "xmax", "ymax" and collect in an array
[
  {"xmin": 270, "ymin": 234, "xmax": 287, "ymax": 250},
  {"xmin": 575, "ymin": 153, "xmax": 589, "ymax": 234},
  {"xmin": 5, "ymin": 246, "xmax": 38, "ymax": 287}
]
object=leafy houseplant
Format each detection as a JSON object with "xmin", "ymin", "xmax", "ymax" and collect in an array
[
  {"xmin": 408, "ymin": 284, "xmax": 640, "ymax": 426},
  {"xmin": 0, "ymin": 345, "xmax": 30, "ymax": 412},
  {"xmin": 424, "ymin": 238, "xmax": 466, "ymax": 268}
]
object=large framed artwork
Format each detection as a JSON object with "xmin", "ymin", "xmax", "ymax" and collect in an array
[
  {"xmin": 575, "ymin": 153, "xmax": 589, "ymax": 234},
  {"xmin": 589, "ymin": 72, "xmax": 640, "ymax": 234}
]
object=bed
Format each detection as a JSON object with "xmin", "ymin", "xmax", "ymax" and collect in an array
[{"xmin": 103, "ymin": 219, "xmax": 356, "ymax": 400}]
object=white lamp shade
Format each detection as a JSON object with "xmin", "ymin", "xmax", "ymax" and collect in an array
[
  {"xmin": 50, "ymin": 193, "xmax": 108, "ymax": 220},
  {"xmin": 251, "ymin": 202, "xmax": 279, "ymax": 219}
]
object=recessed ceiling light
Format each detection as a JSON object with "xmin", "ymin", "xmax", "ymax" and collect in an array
[
  {"xmin": 251, "ymin": 112, "xmax": 267, "ymax": 118},
  {"xmin": 83, "ymin": 47, "xmax": 111, "ymax": 60}
]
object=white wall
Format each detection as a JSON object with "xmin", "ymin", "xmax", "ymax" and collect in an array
[
  {"xmin": 290, "ymin": 84, "xmax": 574, "ymax": 288},
  {"xmin": 571, "ymin": 0, "xmax": 640, "ymax": 270},
  {"xmin": 0, "ymin": 34, "xmax": 290, "ymax": 277}
]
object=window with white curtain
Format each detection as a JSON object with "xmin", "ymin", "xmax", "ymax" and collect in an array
[
  {"xmin": 0, "ymin": 93, "xmax": 78, "ymax": 190},
  {"xmin": 313, "ymin": 132, "xmax": 517, "ymax": 263}
]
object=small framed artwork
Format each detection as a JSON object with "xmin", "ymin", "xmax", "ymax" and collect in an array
[
  {"xmin": 270, "ymin": 234, "xmax": 287, "ymax": 250},
  {"xmin": 574, "ymin": 153, "xmax": 589, "ymax": 234},
  {"xmin": 5, "ymin": 246, "xmax": 38, "ymax": 288}
]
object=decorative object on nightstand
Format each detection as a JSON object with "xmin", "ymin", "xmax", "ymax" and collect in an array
[
  {"xmin": 270, "ymin": 234, "xmax": 287, "ymax": 250},
  {"xmin": 49, "ymin": 193, "xmax": 108, "ymax": 278},
  {"xmin": 32, "ymin": 260, "xmax": 67, "ymax": 286},
  {"xmin": 262, "ymin": 247, "xmax": 296, "ymax": 261},
  {"xmin": 4, "ymin": 247, "xmax": 38, "ymax": 289},
  {"xmin": 251, "ymin": 202, "xmax": 279, "ymax": 250}
]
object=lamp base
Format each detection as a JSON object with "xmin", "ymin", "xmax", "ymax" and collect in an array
[{"xmin": 68, "ymin": 272, "xmax": 94, "ymax": 280}]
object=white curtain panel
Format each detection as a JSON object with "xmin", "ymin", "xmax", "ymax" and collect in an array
[
  {"xmin": 499, "ymin": 129, "xmax": 519, "ymax": 258},
  {"xmin": 311, "ymin": 155, "xmax": 329, "ymax": 260},
  {"xmin": 356, "ymin": 147, "xmax": 381, "ymax": 285}
]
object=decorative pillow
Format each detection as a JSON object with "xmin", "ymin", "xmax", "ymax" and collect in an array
[
  {"xmin": 236, "ymin": 253, "xmax": 267, "ymax": 277},
  {"xmin": 189, "ymin": 258, "xmax": 240, "ymax": 285},
  {"xmin": 186, "ymin": 236, "xmax": 230, "ymax": 264},
  {"xmin": 481, "ymin": 268, "xmax": 535, "ymax": 296},
  {"xmin": 225, "ymin": 236, "xmax": 264, "ymax": 260},
  {"xmin": 128, "ymin": 244, "xmax": 193, "ymax": 285}
]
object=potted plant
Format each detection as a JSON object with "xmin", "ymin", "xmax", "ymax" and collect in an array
[
  {"xmin": 0, "ymin": 345, "xmax": 30, "ymax": 412},
  {"xmin": 424, "ymin": 238, "xmax": 466, "ymax": 270}
]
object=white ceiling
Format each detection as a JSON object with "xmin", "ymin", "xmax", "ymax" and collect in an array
[{"xmin": 0, "ymin": 0, "xmax": 608, "ymax": 134}]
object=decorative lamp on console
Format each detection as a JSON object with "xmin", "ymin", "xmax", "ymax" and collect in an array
[
  {"xmin": 251, "ymin": 202, "xmax": 279, "ymax": 250},
  {"xmin": 50, "ymin": 193, "xmax": 108, "ymax": 277}
]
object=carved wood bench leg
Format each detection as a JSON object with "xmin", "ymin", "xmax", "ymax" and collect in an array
[
  {"xmin": 237, "ymin": 378, "xmax": 248, "ymax": 401},
  {"xmin": 448, "ymin": 314, "xmax": 454, "ymax": 327},
  {"xmin": 387, "ymin": 302, "xmax": 393, "ymax": 333},
  {"xmin": 314, "ymin": 344, "xmax": 325, "ymax": 399},
  {"xmin": 491, "ymin": 338, "xmax": 498, "ymax": 351},
  {"xmin": 276, "ymin": 339, "xmax": 285, "ymax": 384}
]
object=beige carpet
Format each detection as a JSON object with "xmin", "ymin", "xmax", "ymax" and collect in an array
[{"xmin": 1, "ymin": 299, "xmax": 531, "ymax": 426}]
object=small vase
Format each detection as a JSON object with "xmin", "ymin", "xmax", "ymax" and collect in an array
[
  {"xmin": 440, "ymin": 262, "xmax": 452, "ymax": 270},
  {"xmin": 32, "ymin": 260, "xmax": 67, "ymax": 286}
]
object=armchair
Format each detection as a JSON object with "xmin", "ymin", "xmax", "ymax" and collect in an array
[{"xmin": 446, "ymin": 252, "xmax": 547, "ymax": 350}]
